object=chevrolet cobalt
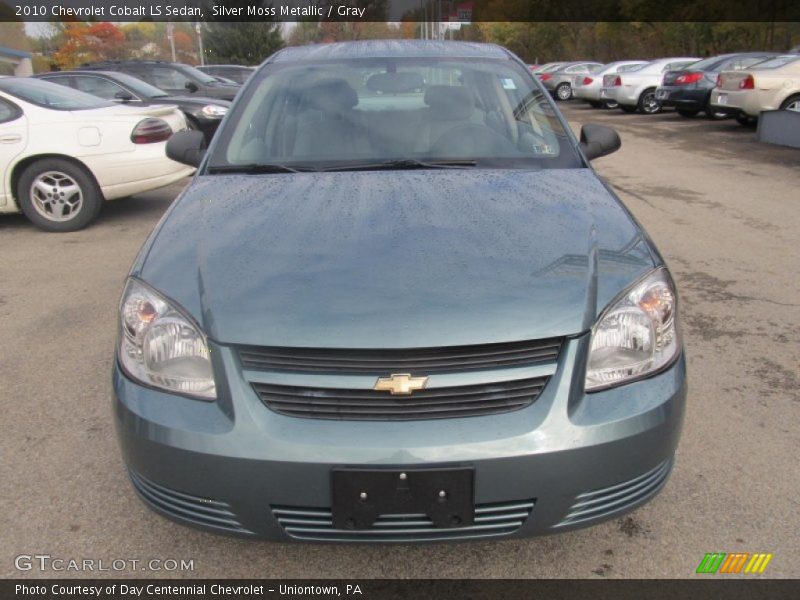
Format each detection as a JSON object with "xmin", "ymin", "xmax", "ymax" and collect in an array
[{"xmin": 114, "ymin": 41, "xmax": 686, "ymax": 542}]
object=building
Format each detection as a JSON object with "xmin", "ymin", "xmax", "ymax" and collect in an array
[{"xmin": 0, "ymin": 46, "xmax": 33, "ymax": 76}]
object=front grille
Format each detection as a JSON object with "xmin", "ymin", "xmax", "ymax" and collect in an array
[
  {"xmin": 129, "ymin": 470, "xmax": 254, "ymax": 535},
  {"xmin": 555, "ymin": 459, "xmax": 673, "ymax": 528},
  {"xmin": 239, "ymin": 338, "xmax": 562, "ymax": 374},
  {"xmin": 253, "ymin": 376, "xmax": 548, "ymax": 421},
  {"xmin": 272, "ymin": 499, "xmax": 535, "ymax": 542}
]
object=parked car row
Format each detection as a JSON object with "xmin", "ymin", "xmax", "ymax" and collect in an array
[
  {"xmin": 1, "ymin": 60, "xmax": 255, "ymax": 232},
  {"xmin": 561, "ymin": 51, "xmax": 800, "ymax": 125},
  {"xmin": 0, "ymin": 77, "xmax": 193, "ymax": 232}
]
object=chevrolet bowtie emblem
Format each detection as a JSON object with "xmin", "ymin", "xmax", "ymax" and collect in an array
[{"xmin": 373, "ymin": 373, "xmax": 429, "ymax": 395}]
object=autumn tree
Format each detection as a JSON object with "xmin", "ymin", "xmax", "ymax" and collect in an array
[{"xmin": 53, "ymin": 22, "xmax": 126, "ymax": 70}]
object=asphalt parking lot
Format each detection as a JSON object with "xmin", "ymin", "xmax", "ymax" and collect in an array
[{"xmin": 1, "ymin": 102, "xmax": 798, "ymax": 579}]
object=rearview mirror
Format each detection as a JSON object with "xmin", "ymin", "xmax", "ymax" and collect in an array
[
  {"xmin": 185, "ymin": 81, "xmax": 199, "ymax": 93},
  {"xmin": 166, "ymin": 130, "xmax": 206, "ymax": 167},
  {"xmin": 579, "ymin": 124, "xmax": 621, "ymax": 160}
]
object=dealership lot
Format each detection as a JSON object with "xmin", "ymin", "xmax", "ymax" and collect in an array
[{"xmin": 1, "ymin": 102, "xmax": 798, "ymax": 578}]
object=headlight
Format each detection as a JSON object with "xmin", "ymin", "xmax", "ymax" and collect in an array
[
  {"xmin": 118, "ymin": 278, "xmax": 216, "ymax": 400},
  {"xmin": 585, "ymin": 267, "xmax": 680, "ymax": 392},
  {"xmin": 200, "ymin": 104, "xmax": 228, "ymax": 118}
]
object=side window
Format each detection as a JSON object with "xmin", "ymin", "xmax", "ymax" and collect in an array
[
  {"xmin": 0, "ymin": 98, "xmax": 22, "ymax": 123},
  {"xmin": 73, "ymin": 76, "xmax": 127, "ymax": 100},
  {"xmin": 151, "ymin": 67, "xmax": 192, "ymax": 90},
  {"xmin": 564, "ymin": 65, "xmax": 583, "ymax": 73},
  {"xmin": 739, "ymin": 56, "xmax": 769, "ymax": 69},
  {"xmin": 40, "ymin": 75, "xmax": 73, "ymax": 88}
]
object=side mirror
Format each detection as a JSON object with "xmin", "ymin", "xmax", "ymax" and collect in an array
[
  {"xmin": 579, "ymin": 124, "xmax": 621, "ymax": 160},
  {"xmin": 184, "ymin": 81, "xmax": 199, "ymax": 93},
  {"xmin": 166, "ymin": 130, "xmax": 206, "ymax": 167},
  {"xmin": 114, "ymin": 90, "xmax": 134, "ymax": 102}
]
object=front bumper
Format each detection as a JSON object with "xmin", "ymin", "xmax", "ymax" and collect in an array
[{"xmin": 114, "ymin": 336, "xmax": 687, "ymax": 542}]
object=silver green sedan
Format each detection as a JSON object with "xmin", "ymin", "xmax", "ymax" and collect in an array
[{"xmin": 113, "ymin": 41, "xmax": 686, "ymax": 542}]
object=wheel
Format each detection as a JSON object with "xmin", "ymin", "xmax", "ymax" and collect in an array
[
  {"xmin": 735, "ymin": 114, "xmax": 756, "ymax": 127},
  {"xmin": 16, "ymin": 159, "xmax": 102, "ymax": 232},
  {"xmin": 677, "ymin": 109, "xmax": 699, "ymax": 118},
  {"xmin": 588, "ymin": 100, "xmax": 603, "ymax": 108},
  {"xmin": 780, "ymin": 94, "xmax": 800, "ymax": 112},
  {"xmin": 555, "ymin": 83, "xmax": 572, "ymax": 101},
  {"xmin": 604, "ymin": 100, "xmax": 619, "ymax": 109},
  {"xmin": 637, "ymin": 89, "xmax": 661, "ymax": 114},
  {"xmin": 620, "ymin": 105, "xmax": 637, "ymax": 113}
]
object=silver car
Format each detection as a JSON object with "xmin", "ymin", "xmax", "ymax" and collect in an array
[
  {"xmin": 114, "ymin": 40, "xmax": 686, "ymax": 543},
  {"xmin": 540, "ymin": 61, "xmax": 603, "ymax": 100},
  {"xmin": 573, "ymin": 61, "xmax": 648, "ymax": 108}
]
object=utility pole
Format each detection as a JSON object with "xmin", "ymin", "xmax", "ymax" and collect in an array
[
  {"xmin": 195, "ymin": 23, "xmax": 204, "ymax": 65},
  {"xmin": 166, "ymin": 22, "xmax": 176, "ymax": 62}
]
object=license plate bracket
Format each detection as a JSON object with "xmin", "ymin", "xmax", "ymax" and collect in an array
[{"xmin": 331, "ymin": 467, "xmax": 474, "ymax": 530}]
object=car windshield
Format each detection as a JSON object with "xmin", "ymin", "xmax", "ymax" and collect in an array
[
  {"xmin": 0, "ymin": 78, "xmax": 113, "ymax": 110},
  {"xmin": 110, "ymin": 72, "xmax": 171, "ymax": 98},
  {"xmin": 179, "ymin": 65, "xmax": 220, "ymax": 85},
  {"xmin": 208, "ymin": 57, "xmax": 581, "ymax": 172},
  {"xmin": 750, "ymin": 55, "xmax": 799, "ymax": 69}
]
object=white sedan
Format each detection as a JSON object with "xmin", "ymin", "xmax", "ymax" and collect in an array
[
  {"xmin": 0, "ymin": 77, "xmax": 194, "ymax": 232},
  {"xmin": 710, "ymin": 54, "xmax": 800, "ymax": 123},
  {"xmin": 600, "ymin": 57, "xmax": 700, "ymax": 114}
]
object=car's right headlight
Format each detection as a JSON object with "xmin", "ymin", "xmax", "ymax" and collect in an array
[
  {"xmin": 118, "ymin": 278, "xmax": 216, "ymax": 400},
  {"xmin": 200, "ymin": 104, "xmax": 228, "ymax": 119},
  {"xmin": 585, "ymin": 267, "xmax": 680, "ymax": 392}
]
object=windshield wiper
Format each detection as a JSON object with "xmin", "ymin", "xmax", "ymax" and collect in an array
[
  {"xmin": 322, "ymin": 159, "xmax": 478, "ymax": 172},
  {"xmin": 207, "ymin": 163, "xmax": 315, "ymax": 174}
]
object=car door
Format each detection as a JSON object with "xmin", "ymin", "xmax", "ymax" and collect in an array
[{"xmin": 0, "ymin": 97, "xmax": 28, "ymax": 207}]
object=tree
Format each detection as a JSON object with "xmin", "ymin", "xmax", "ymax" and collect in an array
[
  {"xmin": 53, "ymin": 22, "xmax": 126, "ymax": 70},
  {"xmin": 203, "ymin": 3, "xmax": 284, "ymax": 65}
]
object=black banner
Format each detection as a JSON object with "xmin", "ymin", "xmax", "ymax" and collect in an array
[
  {"xmin": 4, "ymin": 580, "xmax": 800, "ymax": 600},
  {"xmin": 2, "ymin": 0, "xmax": 800, "ymax": 22}
]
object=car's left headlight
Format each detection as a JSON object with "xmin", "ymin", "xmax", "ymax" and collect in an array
[
  {"xmin": 118, "ymin": 278, "xmax": 216, "ymax": 400},
  {"xmin": 200, "ymin": 104, "xmax": 228, "ymax": 118},
  {"xmin": 585, "ymin": 267, "xmax": 680, "ymax": 392}
]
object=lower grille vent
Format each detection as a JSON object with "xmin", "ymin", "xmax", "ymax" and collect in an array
[
  {"xmin": 271, "ymin": 499, "xmax": 534, "ymax": 542},
  {"xmin": 129, "ymin": 470, "xmax": 253, "ymax": 535},
  {"xmin": 556, "ymin": 459, "xmax": 672, "ymax": 527}
]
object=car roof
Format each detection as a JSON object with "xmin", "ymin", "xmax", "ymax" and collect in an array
[
  {"xmin": 200, "ymin": 64, "xmax": 255, "ymax": 69},
  {"xmin": 38, "ymin": 70, "xmax": 121, "ymax": 78},
  {"xmin": 269, "ymin": 40, "xmax": 511, "ymax": 63}
]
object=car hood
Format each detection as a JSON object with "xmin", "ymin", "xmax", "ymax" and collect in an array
[{"xmin": 136, "ymin": 169, "xmax": 656, "ymax": 348}]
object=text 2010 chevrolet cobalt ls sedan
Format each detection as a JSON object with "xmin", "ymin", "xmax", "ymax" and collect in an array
[{"xmin": 114, "ymin": 41, "xmax": 686, "ymax": 542}]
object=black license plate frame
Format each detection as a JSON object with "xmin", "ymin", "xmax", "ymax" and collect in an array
[{"xmin": 331, "ymin": 467, "xmax": 475, "ymax": 530}]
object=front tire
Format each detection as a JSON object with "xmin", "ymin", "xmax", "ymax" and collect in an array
[
  {"xmin": 555, "ymin": 83, "xmax": 572, "ymax": 101},
  {"xmin": 637, "ymin": 89, "xmax": 661, "ymax": 114},
  {"xmin": 16, "ymin": 159, "xmax": 102, "ymax": 232},
  {"xmin": 588, "ymin": 100, "xmax": 603, "ymax": 108},
  {"xmin": 604, "ymin": 100, "xmax": 619, "ymax": 109},
  {"xmin": 736, "ymin": 114, "xmax": 756, "ymax": 127}
]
